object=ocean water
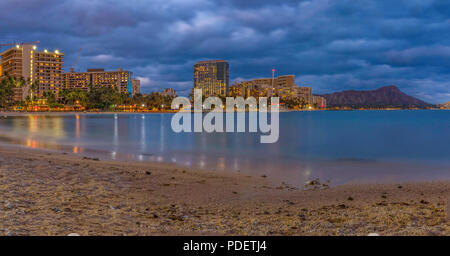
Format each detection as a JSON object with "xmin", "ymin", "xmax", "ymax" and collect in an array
[{"xmin": 0, "ymin": 110, "xmax": 449, "ymax": 186}]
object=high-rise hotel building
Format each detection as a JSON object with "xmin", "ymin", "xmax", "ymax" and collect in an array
[
  {"xmin": 194, "ymin": 60, "xmax": 229, "ymax": 97},
  {"xmin": 0, "ymin": 44, "xmax": 64, "ymax": 100}
]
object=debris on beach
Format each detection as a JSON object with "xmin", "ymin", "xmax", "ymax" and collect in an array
[
  {"xmin": 304, "ymin": 178, "xmax": 330, "ymax": 190},
  {"xmin": 82, "ymin": 156, "xmax": 100, "ymax": 161}
]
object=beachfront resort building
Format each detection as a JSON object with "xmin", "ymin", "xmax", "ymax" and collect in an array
[
  {"xmin": 229, "ymin": 75, "xmax": 314, "ymax": 104},
  {"xmin": 0, "ymin": 43, "xmax": 64, "ymax": 101},
  {"xmin": 194, "ymin": 60, "xmax": 229, "ymax": 97},
  {"xmin": 63, "ymin": 68, "xmax": 135, "ymax": 95},
  {"xmin": 0, "ymin": 44, "xmax": 141, "ymax": 101}
]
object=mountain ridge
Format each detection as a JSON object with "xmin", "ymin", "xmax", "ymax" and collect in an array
[{"xmin": 320, "ymin": 86, "xmax": 431, "ymax": 108}]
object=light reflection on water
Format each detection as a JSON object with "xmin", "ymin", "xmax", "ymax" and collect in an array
[{"xmin": 0, "ymin": 111, "xmax": 449, "ymax": 186}]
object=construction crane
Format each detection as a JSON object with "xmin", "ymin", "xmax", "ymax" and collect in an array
[
  {"xmin": 0, "ymin": 40, "xmax": 40, "ymax": 50},
  {"xmin": 70, "ymin": 48, "xmax": 83, "ymax": 73}
]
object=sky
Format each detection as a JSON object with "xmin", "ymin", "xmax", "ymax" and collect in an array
[{"xmin": 1, "ymin": 0, "xmax": 450, "ymax": 103}]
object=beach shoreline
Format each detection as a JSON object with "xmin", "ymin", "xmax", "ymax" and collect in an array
[
  {"xmin": 0, "ymin": 145, "xmax": 448, "ymax": 236},
  {"xmin": 0, "ymin": 109, "xmax": 297, "ymax": 116},
  {"xmin": 2, "ymin": 108, "xmax": 443, "ymax": 116}
]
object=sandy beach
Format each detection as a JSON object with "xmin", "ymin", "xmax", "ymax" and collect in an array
[{"xmin": 0, "ymin": 146, "xmax": 448, "ymax": 236}]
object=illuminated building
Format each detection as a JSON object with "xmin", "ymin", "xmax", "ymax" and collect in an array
[
  {"xmin": 275, "ymin": 75, "xmax": 295, "ymax": 88},
  {"xmin": 62, "ymin": 72, "xmax": 89, "ymax": 91},
  {"xmin": 293, "ymin": 86, "xmax": 312, "ymax": 104},
  {"xmin": 0, "ymin": 46, "xmax": 25, "ymax": 79},
  {"xmin": 34, "ymin": 49, "xmax": 64, "ymax": 97},
  {"xmin": 194, "ymin": 60, "xmax": 229, "ymax": 97},
  {"xmin": 228, "ymin": 83, "xmax": 245, "ymax": 97},
  {"xmin": 228, "ymin": 80, "xmax": 255, "ymax": 98},
  {"xmin": 231, "ymin": 75, "xmax": 312, "ymax": 103},
  {"xmin": 63, "ymin": 68, "xmax": 134, "ymax": 95},
  {"xmin": 0, "ymin": 44, "xmax": 64, "ymax": 100}
]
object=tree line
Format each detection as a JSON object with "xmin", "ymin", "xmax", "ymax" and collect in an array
[{"xmin": 0, "ymin": 73, "xmax": 175, "ymax": 111}]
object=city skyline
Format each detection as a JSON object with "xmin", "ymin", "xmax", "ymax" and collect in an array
[
  {"xmin": 1, "ymin": 0, "xmax": 450, "ymax": 103},
  {"xmin": 0, "ymin": 0, "xmax": 449, "ymax": 239}
]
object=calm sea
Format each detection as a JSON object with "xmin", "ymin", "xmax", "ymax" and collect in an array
[{"xmin": 0, "ymin": 110, "xmax": 449, "ymax": 186}]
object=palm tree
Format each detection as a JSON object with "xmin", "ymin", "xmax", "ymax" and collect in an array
[
  {"xmin": 43, "ymin": 91, "xmax": 57, "ymax": 105},
  {"xmin": 28, "ymin": 81, "xmax": 39, "ymax": 101},
  {"xmin": 0, "ymin": 73, "xmax": 20, "ymax": 108},
  {"xmin": 59, "ymin": 89, "xmax": 88, "ymax": 106}
]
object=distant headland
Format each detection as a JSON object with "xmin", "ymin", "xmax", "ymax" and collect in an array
[{"xmin": 320, "ymin": 85, "xmax": 434, "ymax": 109}]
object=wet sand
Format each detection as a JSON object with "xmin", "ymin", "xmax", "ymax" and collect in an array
[{"xmin": 0, "ymin": 146, "xmax": 448, "ymax": 236}]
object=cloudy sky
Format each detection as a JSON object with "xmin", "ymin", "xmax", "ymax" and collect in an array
[{"xmin": 1, "ymin": 0, "xmax": 450, "ymax": 103}]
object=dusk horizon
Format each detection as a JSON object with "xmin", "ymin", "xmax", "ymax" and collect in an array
[{"xmin": 2, "ymin": 0, "xmax": 450, "ymax": 103}]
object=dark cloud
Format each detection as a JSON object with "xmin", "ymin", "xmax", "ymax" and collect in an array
[{"xmin": 1, "ymin": 0, "xmax": 449, "ymax": 103}]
